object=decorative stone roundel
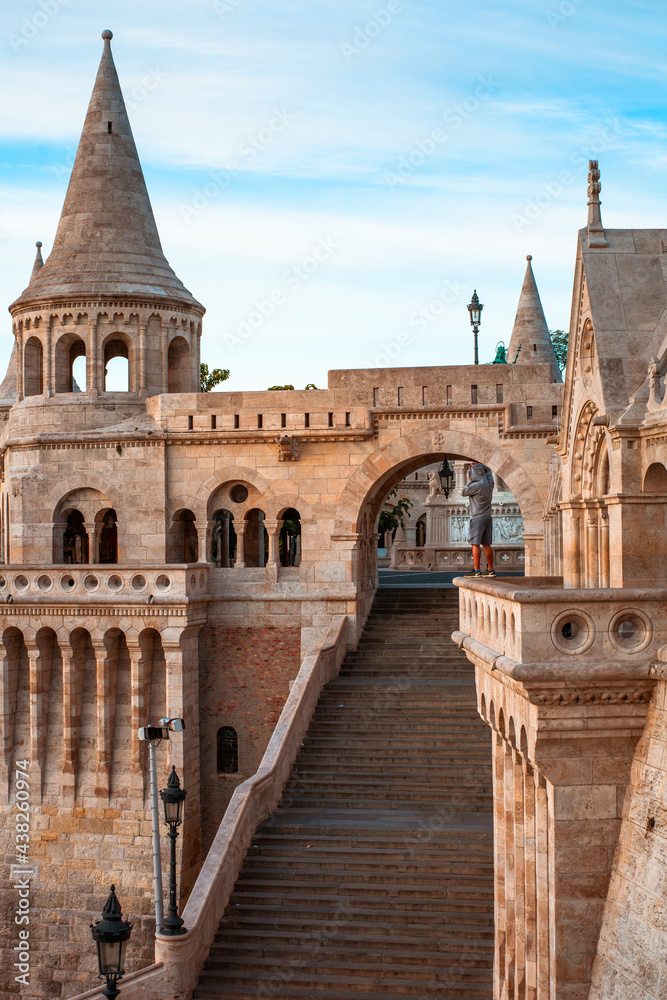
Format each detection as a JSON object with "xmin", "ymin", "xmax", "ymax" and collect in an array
[
  {"xmin": 551, "ymin": 608, "xmax": 596, "ymax": 655},
  {"xmin": 230, "ymin": 484, "xmax": 249, "ymax": 504}
]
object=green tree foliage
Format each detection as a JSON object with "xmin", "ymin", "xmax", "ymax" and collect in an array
[
  {"xmin": 267, "ymin": 383, "xmax": 319, "ymax": 390},
  {"xmin": 550, "ymin": 330, "xmax": 569, "ymax": 372},
  {"xmin": 200, "ymin": 364, "xmax": 230, "ymax": 392},
  {"xmin": 378, "ymin": 488, "xmax": 413, "ymax": 539}
]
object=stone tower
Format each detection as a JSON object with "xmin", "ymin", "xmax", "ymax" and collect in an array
[
  {"xmin": 8, "ymin": 29, "xmax": 204, "ymax": 402},
  {"xmin": 506, "ymin": 254, "xmax": 560, "ymax": 379}
]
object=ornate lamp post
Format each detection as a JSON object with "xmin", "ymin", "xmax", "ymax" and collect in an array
[
  {"xmin": 159, "ymin": 765, "xmax": 188, "ymax": 936},
  {"xmin": 467, "ymin": 290, "xmax": 484, "ymax": 365},
  {"xmin": 438, "ymin": 456, "xmax": 455, "ymax": 498},
  {"xmin": 90, "ymin": 885, "xmax": 133, "ymax": 1000}
]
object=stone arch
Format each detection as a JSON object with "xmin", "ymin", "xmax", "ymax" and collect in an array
[
  {"xmin": 643, "ymin": 462, "xmax": 667, "ymax": 493},
  {"xmin": 167, "ymin": 508, "xmax": 198, "ymax": 563},
  {"xmin": 570, "ymin": 400, "xmax": 598, "ymax": 498},
  {"xmin": 489, "ymin": 699, "xmax": 496, "ymax": 730},
  {"xmin": 24, "ymin": 335, "xmax": 44, "ymax": 396},
  {"xmin": 52, "ymin": 487, "xmax": 115, "ymax": 564},
  {"xmin": 55, "ymin": 331, "xmax": 87, "ymax": 393},
  {"xmin": 102, "ymin": 331, "xmax": 136, "ymax": 393},
  {"xmin": 167, "ymin": 335, "xmax": 191, "ymax": 393},
  {"xmin": 196, "ymin": 467, "xmax": 272, "ymax": 511},
  {"xmin": 333, "ymin": 427, "xmax": 545, "ymax": 538}
]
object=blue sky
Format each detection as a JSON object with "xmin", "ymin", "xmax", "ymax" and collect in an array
[{"xmin": 0, "ymin": 0, "xmax": 666, "ymax": 391}]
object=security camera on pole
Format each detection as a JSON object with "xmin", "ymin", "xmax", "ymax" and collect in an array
[{"xmin": 137, "ymin": 717, "xmax": 186, "ymax": 931}]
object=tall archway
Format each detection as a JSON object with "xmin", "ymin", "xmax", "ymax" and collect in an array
[
  {"xmin": 168, "ymin": 336, "xmax": 191, "ymax": 393},
  {"xmin": 97, "ymin": 509, "xmax": 118, "ymax": 563},
  {"xmin": 62, "ymin": 510, "xmax": 89, "ymax": 564},
  {"xmin": 244, "ymin": 509, "xmax": 267, "ymax": 567},
  {"xmin": 104, "ymin": 338, "xmax": 131, "ymax": 392},
  {"xmin": 211, "ymin": 509, "xmax": 236, "ymax": 567},
  {"xmin": 24, "ymin": 336, "xmax": 43, "ymax": 396},
  {"xmin": 279, "ymin": 508, "xmax": 301, "ymax": 567},
  {"xmin": 55, "ymin": 334, "xmax": 87, "ymax": 393},
  {"xmin": 168, "ymin": 509, "xmax": 198, "ymax": 563}
]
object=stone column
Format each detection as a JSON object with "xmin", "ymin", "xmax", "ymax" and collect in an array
[
  {"xmin": 93, "ymin": 638, "xmax": 117, "ymax": 803},
  {"xmin": 89, "ymin": 313, "xmax": 100, "ymax": 395},
  {"xmin": 138, "ymin": 318, "xmax": 148, "ymax": 396},
  {"xmin": 264, "ymin": 519, "xmax": 283, "ymax": 582},
  {"xmin": 234, "ymin": 520, "xmax": 247, "ymax": 568},
  {"xmin": 198, "ymin": 519, "xmax": 214, "ymax": 563},
  {"xmin": 61, "ymin": 642, "xmax": 81, "ymax": 807},
  {"xmin": 599, "ymin": 508, "xmax": 610, "ymax": 588},
  {"xmin": 26, "ymin": 638, "xmax": 51, "ymax": 803},
  {"xmin": 587, "ymin": 509, "xmax": 599, "ymax": 588},
  {"xmin": 46, "ymin": 317, "xmax": 54, "ymax": 396},
  {"xmin": 16, "ymin": 324, "xmax": 23, "ymax": 401},
  {"xmin": 127, "ymin": 639, "xmax": 150, "ymax": 800},
  {"xmin": 163, "ymin": 628, "xmax": 202, "ymax": 900}
]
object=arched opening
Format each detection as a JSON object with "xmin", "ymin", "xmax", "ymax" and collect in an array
[
  {"xmin": 216, "ymin": 726, "xmax": 239, "ymax": 773},
  {"xmin": 168, "ymin": 509, "xmax": 198, "ymax": 563},
  {"xmin": 168, "ymin": 336, "xmax": 191, "ymax": 393},
  {"xmin": 279, "ymin": 508, "xmax": 301, "ymax": 566},
  {"xmin": 415, "ymin": 515, "xmax": 426, "ymax": 547},
  {"xmin": 104, "ymin": 339, "xmax": 130, "ymax": 392},
  {"xmin": 643, "ymin": 462, "xmax": 667, "ymax": 493},
  {"xmin": 244, "ymin": 509, "xmax": 267, "ymax": 567},
  {"xmin": 55, "ymin": 334, "xmax": 87, "ymax": 393},
  {"xmin": 62, "ymin": 509, "xmax": 89, "ymax": 564},
  {"xmin": 211, "ymin": 509, "xmax": 236, "ymax": 567},
  {"xmin": 97, "ymin": 509, "xmax": 118, "ymax": 564},
  {"xmin": 24, "ymin": 336, "xmax": 43, "ymax": 396}
]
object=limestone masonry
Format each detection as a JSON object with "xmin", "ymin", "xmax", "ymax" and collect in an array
[{"xmin": 2, "ymin": 30, "xmax": 667, "ymax": 1000}]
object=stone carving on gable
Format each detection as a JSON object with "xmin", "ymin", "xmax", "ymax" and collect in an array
[{"xmin": 277, "ymin": 435, "xmax": 299, "ymax": 461}]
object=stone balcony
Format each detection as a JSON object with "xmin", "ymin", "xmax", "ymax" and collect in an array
[
  {"xmin": 0, "ymin": 564, "xmax": 209, "ymax": 604},
  {"xmin": 391, "ymin": 543, "xmax": 524, "ymax": 572}
]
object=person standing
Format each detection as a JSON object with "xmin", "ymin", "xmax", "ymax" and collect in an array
[{"xmin": 461, "ymin": 463, "xmax": 496, "ymax": 577}]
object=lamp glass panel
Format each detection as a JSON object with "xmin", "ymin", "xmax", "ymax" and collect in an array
[
  {"xmin": 163, "ymin": 798, "xmax": 180, "ymax": 824},
  {"xmin": 99, "ymin": 939, "xmax": 122, "ymax": 975},
  {"xmin": 119, "ymin": 937, "xmax": 128, "ymax": 974}
]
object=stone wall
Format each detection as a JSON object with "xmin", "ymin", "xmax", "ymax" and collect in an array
[
  {"xmin": 589, "ymin": 676, "xmax": 667, "ymax": 999},
  {"xmin": 198, "ymin": 623, "xmax": 301, "ymax": 854}
]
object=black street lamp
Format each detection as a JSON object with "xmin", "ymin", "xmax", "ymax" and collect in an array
[
  {"xmin": 438, "ymin": 457, "xmax": 455, "ymax": 498},
  {"xmin": 90, "ymin": 885, "xmax": 133, "ymax": 1000},
  {"xmin": 159, "ymin": 765, "xmax": 187, "ymax": 936},
  {"xmin": 467, "ymin": 290, "xmax": 484, "ymax": 365}
]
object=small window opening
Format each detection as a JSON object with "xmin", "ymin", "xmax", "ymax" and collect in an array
[
  {"xmin": 471, "ymin": 385, "xmax": 478, "ymax": 405},
  {"xmin": 527, "ymin": 406, "xmax": 533, "ymax": 420},
  {"xmin": 397, "ymin": 386, "xmax": 403, "ymax": 405},
  {"xmin": 552, "ymin": 405, "xmax": 558, "ymax": 419},
  {"xmin": 257, "ymin": 414, "xmax": 263, "ymax": 429},
  {"xmin": 107, "ymin": 121, "xmax": 113, "ymax": 134},
  {"xmin": 281, "ymin": 413, "xmax": 286, "ymax": 428},
  {"xmin": 422, "ymin": 386, "xmax": 427, "ymax": 404},
  {"xmin": 372, "ymin": 387, "xmax": 379, "ymax": 406},
  {"xmin": 304, "ymin": 413, "xmax": 310, "ymax": 428},
  {"xmin": 496, "ymin": 384, "xmax": 503, "ymax": 403},
  {"xmin": 187, "ymin": 414, "xmax": 194, "ymax": 430},
  {"xmin": 328, "ymin": 412, "xmax": 333, "ymax": 427},
  {"xmin": 533, "ymin": 343, "xmax": 537, "ymax": 352},
  {"xmin": 345, "ymin": 412, "xmax": 351, "ymax": 427},
  {"xmin": 234, "ymin": 414, "xmax": 240, "ymax": 429},
  {"xmin": 446, "ymin": 385, "xmax": 452, "ymax": 405},
  {"xmin": 211, "ymin": 415, "xmax": 217, "ymax": 430},
  {"xmin": 216, "ymin": 726, "xmax": 238, "ymax": 773}
]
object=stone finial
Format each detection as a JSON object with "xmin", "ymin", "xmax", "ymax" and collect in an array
[
  {"xmin": 29, "ymin": 241, "xmax": 44, "ymax": 284},
  {"xmin": 587, "ymin": 159, "xmax": 607, "ymax": 248},
  {"xmin": 102, "ymin": 29, "xmax": 113, "ymax": 41}
]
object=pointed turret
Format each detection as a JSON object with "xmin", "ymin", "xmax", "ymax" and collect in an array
[
  {"xmin": 11, "ymin": 30, "xmax": 201, "ymax": 311},
  {"xmin": 507, "ymin": 256, "xmax": 560, "ymax": 378},
  {"xmin": 29, "ymin": 241, "xmax": 44, "ymax": 284}
]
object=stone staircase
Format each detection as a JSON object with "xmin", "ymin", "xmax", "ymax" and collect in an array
[{"xmin": 194, "ymin": 587, "xmax": 494, "ymax": 999}]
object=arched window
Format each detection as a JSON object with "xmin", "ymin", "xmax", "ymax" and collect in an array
[
  {"xmin": 644, "ymin": 462, "xmax": 667, "ymax": 493},
  {"xmin": 211, "ymin": 509, "xmax": 236, "ymax": 567},
  {"xmin": 104, "ymin": 339, "xmax": 130, "ymax": 392},
  {"xmin": 244, "ymin": 509, "xmax": 267, "ymax": 567},
  {"xmin": 279, "ymin": 508, "xmax": 301, "ymax": 566},
  {"xmin": 168, "ymin": 336, "xmax": 191, "ymax": 393},
  {"xmin": 55, "ymin": 334, "xmax": 87, "ymax": 393},
  {"xmin": 24, "ymin": 337, "xmax": 43, "ymax": 396},
  {"xmin": 216, "ymin": 726, "xmax": 238, "ymax": 773},
  {"xmin": 98, "ymin": 509, "xmax": 118, "ymax": 564},
  {"xmin": 168, "ymin": 509, "xmax": 198, "ymax": 563},
  {"xmin": 63, "ymin": 510, "xmax": 89, "ymax": 564}
]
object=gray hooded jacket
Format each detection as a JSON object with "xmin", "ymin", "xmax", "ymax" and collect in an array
[{"xmin": 461, "ymin": 463, "xmax": 494, "ymax": 519}]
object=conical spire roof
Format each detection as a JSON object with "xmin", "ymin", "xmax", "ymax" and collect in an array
[
  {"xmin": 506, "ymin": 256, "xmax": 558, "ymax": 372},
  {"xmin": 11, "ymin": 31, "xmax": 202, "ymax": 313}
]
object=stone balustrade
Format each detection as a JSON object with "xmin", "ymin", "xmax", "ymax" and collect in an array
[
  {"xmin": 0, "ymin": 563, "xmax": 208, "ymax": 602},
  {"xmin": 391, "ymin": 544, "xmax": 524, "ymax": 572}
]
